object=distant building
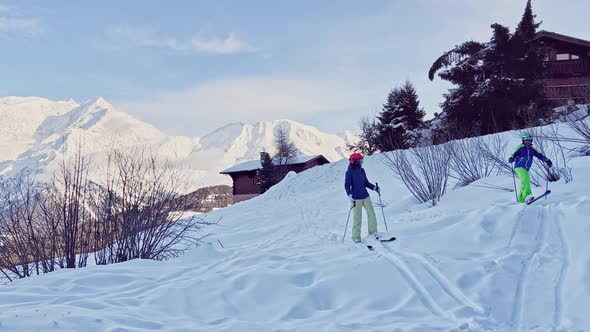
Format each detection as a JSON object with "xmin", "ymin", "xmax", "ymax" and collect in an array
[
  {"xmin": 532, "ymin": 30, "xmax": 590, "ymax": 103},
  {"xmin": 221, "ymin": 154, "xmax": 330, "ymax": 203}
]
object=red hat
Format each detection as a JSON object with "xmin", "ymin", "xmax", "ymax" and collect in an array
[{"xmin": 349, "ymin": 153, "xmax": 363, "ymax": 165}]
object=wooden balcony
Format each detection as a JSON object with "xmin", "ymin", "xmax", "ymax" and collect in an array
[
  {"xmin": 549, "ymin": 59, "xmax": 590, "ymax": 76},
  {"xmin": 545, "ymin": 84, "xmax": 589, "ymax": 102}
]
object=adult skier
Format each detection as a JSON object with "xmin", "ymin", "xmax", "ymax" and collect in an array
[
  {"xmin": 344, "ymin": 153, "xmax": 380, "ymax": 243},
  {"xmin": 508, "ymin": 132, "xmax": 552, "ymax": 203}
]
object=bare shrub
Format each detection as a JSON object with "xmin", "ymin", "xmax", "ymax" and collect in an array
[
  {"xmin": 478, "ymin": 134, "xmax": 512, "ymax": 175},
  {"xmin": 273, "ymin": 124, "xmax": 298, "ymax": 180},
  {"xmin": 445, "ymin": 137, "xmax": 496, "ymax": 188},
  {"xmin": 564, "ymin": 115, "xmax": 590, "ymax": 155},
  {"xmin": 527, "ymin": 126, "xmax": 571, "ymax": 183},
  {"xmin": 37, "ymin": 150, "xmax": 93, "ymax": 269},
  {"xmin": 548, "ymin": 100, "xmax": 590, "ymax": 156},
  {"xmin": 91, "ymin": 148, "xmax": 214, "ymax": 264},
  {"xmin": 0, "ymin": 172, "xmax": 43, "ymax": 281},
  {"xmin": 382, "ymin": 145, "xmax": 450, "ymax": 206},
  {"xmin": 349, "ymin": 116, "xmax": 380, "ymax": 155},
  {"xmin": 0, "ymin": 146, "xmax": 215, "ymax": 283}
]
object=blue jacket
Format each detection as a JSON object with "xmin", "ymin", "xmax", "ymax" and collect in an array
[
  {"xmin": 345, "ymin": 165, "xmax": 375, "ymax": 200},
  {"xmin": 510, "ymin": 144, "xmax": 548, "ymax": 171}
]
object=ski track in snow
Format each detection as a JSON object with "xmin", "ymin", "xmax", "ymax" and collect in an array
[
  {"xmin": 553, "ymin": 209, "xmax": 569, "ymax": 330},
  {"xmin": 507, "ymin": 205, "xmax": 568, "ymax": 332},
  {"xmin": 371, "ymin": 242, "xmax": 449, "ymax": 318},
  {"xmin": 509, "ymin": 208, "xmax": 545, "ymax": 332},
  {"xmin": 372, "ymin": 240, "xmax": 485, "ymax": 321},
  {"xmin": 396, "ymin": 250, "xmax": 485, "ymax": 316}
]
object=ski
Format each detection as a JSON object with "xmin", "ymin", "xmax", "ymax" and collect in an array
[
  {"xmin": 353, "ymin": 241, "xmax": 374, "ymax": 251},
  {"xmin": 352, "ymin": 233, "xmax": 395, "ymax": 251},
  {"xmin": 374, "ymin": 233, "xmax": 396, "ymax": 242},
  {"xmin": 525, "ymin": 190, "xmax": 551, "ymax": 205}
]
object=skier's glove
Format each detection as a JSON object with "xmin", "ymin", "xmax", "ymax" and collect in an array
[
  {"xmin": 375, "ymin": 184, "xmax": 380, "ymax": 194},
  {"xmin": 545, "ymin": 159, "xmax": 552, "ymax": 167},
  {"xmin": 348, "ymin": 194, "xmax": 354, "ymax": 204},
  {"xmin": 508, "ymin": 157, "xmax": 515, "ymax": 163}
]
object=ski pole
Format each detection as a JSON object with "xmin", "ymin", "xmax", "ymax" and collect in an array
[
  {"xmin": 341, "ymin": 204, "xmax": 353, "ymax": 244},
  {"xmin": 376, "ymin": 182, "xmax": 388, "ymax": 232},
  {"xmin": 511, "ymin": 163, "xmax": 518, "ymax": 202}
]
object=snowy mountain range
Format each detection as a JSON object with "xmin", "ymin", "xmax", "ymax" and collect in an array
[{"xmin": 0, "ymin": 96, "xmax": 356, "ymax": 191}]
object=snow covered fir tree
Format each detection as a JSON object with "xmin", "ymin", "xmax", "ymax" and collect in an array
[
  {"xmin": 427, "ymin": 0, "xmax": 549, "ymax": 141},
  {"xmin": 376, "ymin": 80, "xmax": 426, "ymax": 151}
]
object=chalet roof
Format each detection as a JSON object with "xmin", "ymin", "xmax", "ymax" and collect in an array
[
  {"xmin": 532, "ymin": 30, "xmax": 590, "ymax": 49},
  {"xmin": 220, "ymin": 155, "xmax": 328, "ymax": 174}
]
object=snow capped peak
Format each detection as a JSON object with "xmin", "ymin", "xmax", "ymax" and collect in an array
[
  {"xmin": 252, "ymin": 119, "xmax": 309, "ymax": 131},
  {"xmin": 88, "ymin": 96, "xmax": 113, "ymax": 110},
  {"xmin": 200, "ymin": 122, "xmax": 246, "ymax": 150},
  {"xmin": 77, "ymin": 97, "xmax": 115, "ymax": 115}
]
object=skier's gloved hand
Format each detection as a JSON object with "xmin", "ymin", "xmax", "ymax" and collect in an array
[
  {"xmin": 508, "ymin": 157, "xmax": 515, "ymax": 163},
  {"xmin": 546, "ymin": 159, "xmax": 552, "ymax": 167},
  {"xmin": 348, "ymin": 194, "xmax": 354, "ymax": 204},
  {"xmin": 375, "ymin": 184, "xmax": 380, "ymax": 194}
]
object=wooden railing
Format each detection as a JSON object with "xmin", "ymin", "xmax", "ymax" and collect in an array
[
  {"xmin": 545, "ymin": 84, "xmax": 589, "ymax": 101},
  {"xmin": 550, "ymin": 59, "xmax": 590, "ymax": 75}
]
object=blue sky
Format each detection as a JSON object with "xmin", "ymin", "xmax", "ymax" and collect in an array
[{"xmin": 1, "ymin": 0, "xmax": 589, "ymax": 136}]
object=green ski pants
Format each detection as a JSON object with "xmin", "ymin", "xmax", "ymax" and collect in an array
[
  {"xmin": 352, "ymin": 196, "xmax": 378, "ymax": 241},
  {"xmin": 515, "ymin": 167, "xmax": 532, "ymax": 203}
]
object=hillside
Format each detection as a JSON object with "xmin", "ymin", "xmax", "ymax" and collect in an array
[{"xmin": 1, "ymin": 125, "xmax": 589, "ymax": 331}]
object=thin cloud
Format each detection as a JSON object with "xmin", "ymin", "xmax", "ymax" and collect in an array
[
  {"xmin": 116, "ymin": 76, "xmax": 382, "ymax": 136},
  {"xmin": 191, "ymin": 33, "xmax": 256, "ymax": 54},
  {"xmin": 0, "ymin": 8, "xmax": 42, "ymax": 34},
  {"xmin": 107, "ymin": 25, "xmax": 255, "ymax": 55}
]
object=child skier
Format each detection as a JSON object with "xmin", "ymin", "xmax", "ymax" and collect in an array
[
  {"xmin": 344, "ymin": 153, "xmax": 380, "ymax": 243},
  {"xmin": 508, "ymin": 132, "xmax": 552, "ymax": 203}
]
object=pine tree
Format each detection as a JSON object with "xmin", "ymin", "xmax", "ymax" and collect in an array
[
  {"xmin": 257, "ymin": 152, "xmax": 275, "ymax": 193},
  {"xmin": 515, "ymin": 0, "xmax": 540, "ymax": 42},
  {"xmin": 512, "ymin": 0, "xmax": 546, "ymax": 79},
  {"xmin": 376, "ymin": 81, "xmax": 426, "ymax": 151},
  {"xmin": 428, "ymin": 1, "xmax": 548, "ymax": 140}
]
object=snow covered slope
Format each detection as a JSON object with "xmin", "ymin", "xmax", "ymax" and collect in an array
[
  {"xmin": 1, "ymin": 126, "xmax": 589, "ymax": 331},
  {"xmin": 0, "ymin": 97, "xmax": 353, "ymax": 190}
]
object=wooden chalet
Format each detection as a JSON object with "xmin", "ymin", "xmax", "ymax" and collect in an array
[
  {"xmin": 532, "ymin": 30, "xmax": 590, "ymax": 103},
  {"xmin": 220, "ymin": 154, "xmax": 330, "ymax": 203}
]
